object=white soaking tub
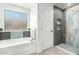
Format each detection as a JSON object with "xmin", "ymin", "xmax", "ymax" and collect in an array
[{"xmin": 0, "ymin": 37, "xmax": 36, "ymax": 55}]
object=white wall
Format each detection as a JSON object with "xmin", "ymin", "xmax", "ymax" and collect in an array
[
  {"xmin": 0, "ymin": 3, "xmax": 38, "ymax": 41},
  {"xmin": 0, "ymin": 3, "xmax": 54, "ymax": 53},
  {"xmin": 0, "ymin": 3, "xmax": 30, "ymax": 31},
  {"xmin": 14, "ymin": 3, "xmax": 54, "ymax": 53},
  {"xmin": 12, "ymin": 3, "xmax": 38, "ymax": 31},
  {"xmin": 36, "ymin": 3, "xmax": 54, "ymax": 52},
  {"xmin": 0, "ymin": 3, "xmax": 37, "ymax": 54},
  {"xmin": 30, "ymin": 4, "xmax": 38, "ymax": 30}
]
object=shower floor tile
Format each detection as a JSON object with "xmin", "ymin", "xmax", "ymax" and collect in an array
[{"xmin": 57, "ymin": 43, "xmax": 79, "ymax": 55}]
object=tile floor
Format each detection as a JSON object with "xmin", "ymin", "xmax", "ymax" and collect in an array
[
  {"xmin": 0, "ymin": 46, "xmax": 70, "ymax": 55},
  {"xmin": 31, "ymin": 47, "xmax": 70, "ymax": 55}
]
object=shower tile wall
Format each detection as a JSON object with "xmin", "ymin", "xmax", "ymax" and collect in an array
[
  {"xmin": 66, "ymin": 4, "xmax": 79, "ymax": 50},
  {"xmin": 54, "ymin": 6, "xmax": 65, "ymax": 46}
]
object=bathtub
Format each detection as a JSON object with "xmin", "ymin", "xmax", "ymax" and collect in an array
[{"xmin": 0, "ymin": 37, "xmax": 36, "ymax": 55}]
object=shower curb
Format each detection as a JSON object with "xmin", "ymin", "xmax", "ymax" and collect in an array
[{"xmin": 56, "ymin": 46, "xmax": 77, "ymax": 55}]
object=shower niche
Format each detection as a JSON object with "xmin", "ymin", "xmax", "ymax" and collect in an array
[
  {"xmin": 54, "ymin": 6, "xmax": 65, "ymax": 46},
  {"xmin": 56, "ymin": 19, "xmax": 62, "ymax": 30}
]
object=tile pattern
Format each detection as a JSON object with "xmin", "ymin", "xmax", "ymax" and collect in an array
[
  {"xmin": 66, "ymin": 4, "xmax": 79, "ymax": 52},
  {"xmin": 58, "ymin": 44, "xmax": 78, "ymax": 54},
  {"xmin": 0, "ymin": 32, "xmax": 10, "ymax": 40},
  {"xmin": 3, "ymin": 32, "xmax": 11, "ymax": 39},
  {"xmin": 31, "ymin": 47, "xmax": 70, "ymax": 55},
  {"xmin": 11, "ymin": 32, "xmax": 23, "ymax": 39},
  {"xmin": 0, "ymin": 31, "xmax": 30, "ymax": 40},
  {"xmin": 23, "ymin": 31, "xmax": 30, "ymax": 37}
]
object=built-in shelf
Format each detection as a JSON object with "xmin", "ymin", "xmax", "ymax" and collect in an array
[
  {"xmin": 56, "ymin": 19, "xmax": 62, "ymax": 31},
  {"xmin": 56, "ymin": 27, "xmax": 62, "ymax": 30},
  {"xmin": 57, "ymin": 21, "xmax": 62, "ymax": 25},
  {"xmin": 57, "ymin": 23, "xmax": 62, "ymax": 25},
  {"xmin": 57, "ymin": 29, "xmax": 61, "ymax": 31}
]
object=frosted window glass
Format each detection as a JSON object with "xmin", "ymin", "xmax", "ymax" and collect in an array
[{"xmin": 4, "ymin": 9, "xmax": 27, "ymax": 30}]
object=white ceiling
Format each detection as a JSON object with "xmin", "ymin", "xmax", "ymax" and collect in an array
[
  {"xmin": 10, "ymin": 3, "xmax": 35, "ymax": 9},
  {"xmin": 54, "ymin": 3, "xmax": 67, "ymax": 9},
  {"xmin": 10, "ymin": 3, "xmax": 77, "ymax": 10},
  {"xmin": 13, "ymin": 3, "xmax": 67, "ymax": 9},
  {"xmin": 54, "ymin": 3, "xmax": 76, "ymax": 9}
]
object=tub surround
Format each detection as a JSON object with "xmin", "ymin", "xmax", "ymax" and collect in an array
[
  {"xmin": 0, "ymin": 38, "xmax": 35, "ymax": 55},
  {"xmin": 0, "ymin": 31, "xmax": 30, "ymax": 40},
  {"xmin": 0, "ymin": 31, "xmax": 35, "ymax": 55}
]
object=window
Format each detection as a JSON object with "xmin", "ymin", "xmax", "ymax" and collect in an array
[{"xmin": 4, "ymin": 9, "xmax": 27, "ymax": 31}]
